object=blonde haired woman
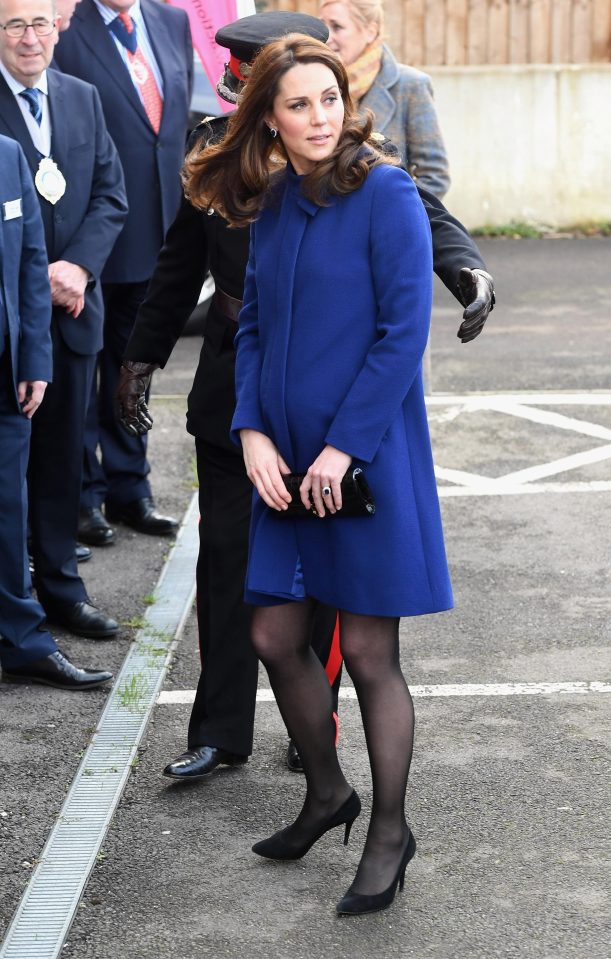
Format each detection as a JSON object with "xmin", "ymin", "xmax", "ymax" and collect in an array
[{"xmin": 320, "ymin": 0, "xmax": 450, "ymax": 197}]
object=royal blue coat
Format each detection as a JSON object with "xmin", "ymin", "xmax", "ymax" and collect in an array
[{"xmin": 231, "ymin": 162, "xmax": 453, "ymax": 618}]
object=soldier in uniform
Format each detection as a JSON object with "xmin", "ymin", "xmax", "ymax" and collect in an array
[{"xmin": 115, "ymin": 11, "xmax": 495, "ymax": 782}]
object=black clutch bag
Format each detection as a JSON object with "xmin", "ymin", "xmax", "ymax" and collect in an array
[{"xmin": 274, "ymin": 467, "xmax": 376, "ymax": 519}]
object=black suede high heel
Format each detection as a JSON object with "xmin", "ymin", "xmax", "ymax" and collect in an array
[
  {"xmin": 336, "ymin": 828, "xmax": 417, "ymax": 916},
  {"xmin": 252, "ymin": 790, "xmax": 361, "ymax": 861}
]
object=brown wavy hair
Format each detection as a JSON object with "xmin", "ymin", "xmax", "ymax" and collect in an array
[{"xmin": 182, "ymin": 33, "xmax": 395, "ymax": 227}]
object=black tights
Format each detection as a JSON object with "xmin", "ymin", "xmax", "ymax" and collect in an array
[{"xmin": 251, "ymin": 600, "xmax": 414, "ymax": 895}]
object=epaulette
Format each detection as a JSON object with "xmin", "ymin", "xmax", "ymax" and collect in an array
[
  {"xmin": 189, "ymin": 113, "xmax": 232, "ymax": 150},
  {"xmin": 197, "ymin": 115, "xmax": 223, "ymax": 127}
]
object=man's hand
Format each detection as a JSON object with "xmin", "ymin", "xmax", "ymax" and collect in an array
[
  {"xmin": 48, "ymin": 260, "xmax": 89, "ymax": 318},
  {"xmin": 115, "ymin": 361, "xmax": 157, "ymax": 435},
  {"xmin": 457, "ymin": 268, "xmax": 495, "ymax": 343},
  {"xmin": 18, "ymin": 380, "xmax": 47, "ymax": 418}
]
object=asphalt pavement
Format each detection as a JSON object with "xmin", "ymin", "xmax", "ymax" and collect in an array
[{"xmin": 1, "ymin": 238, "xmax": 610, "ymax": 959}]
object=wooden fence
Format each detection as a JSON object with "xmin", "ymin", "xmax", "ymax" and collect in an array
[{"xmin": 262, "ymin": 0, "xmax": 611, "ymax": 65}]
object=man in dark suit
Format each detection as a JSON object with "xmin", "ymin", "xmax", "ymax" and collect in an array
[
  {"xmin": 0, "ymin": 133, "xmax": 112, "ymax": 689},
  {"xmin": 0, "ymin": 0, "xmax": 128, "ymax": 638},
  {"xmin": 116, "ymin": 13, "xmax": 495, "ymax": 781},
  {"xmin": 55, "ymin": 0, "xmax": 193, "ymax": 545}
]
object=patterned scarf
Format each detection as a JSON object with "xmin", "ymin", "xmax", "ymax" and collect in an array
[{"xmin": 346, "ymin": 37, "xmax": 383, "ymax": 103}]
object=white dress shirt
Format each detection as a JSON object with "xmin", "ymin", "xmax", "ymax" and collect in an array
[
  {"xmin": 92, "ymin": 0, "xmax": 164, "ymax": 100},
  {"xmin": 0, "ymin": 60, "xmax": 51, "ymax": 156}
]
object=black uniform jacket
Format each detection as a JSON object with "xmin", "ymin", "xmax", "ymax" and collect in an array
[{"xmin": 125, "ymin": 118, "xmax": 487, "ymax": 448}]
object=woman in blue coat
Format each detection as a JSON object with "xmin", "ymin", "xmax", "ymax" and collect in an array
[{"xmin": 184, "ymin": 34, "xmax": 452, "ymax": 916}]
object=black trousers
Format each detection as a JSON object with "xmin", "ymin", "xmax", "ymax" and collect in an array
[
  {"xmin": 28, "ymin": 324, "xmax": 96, "ymax": 611},
  {"xmin": 82, "ymin": 282, "xmax": 152, "ymax": 509},
  {"xmin": 187, "ymin": 437, "xmax": 341, "ymax": 756}
]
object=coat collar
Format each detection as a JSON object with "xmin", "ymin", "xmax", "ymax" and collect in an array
[
  {"xmin": 359, "ymin": 44, "xmax": 398, "ymax": 133},
  {"xmin": 286, "ymin": 163, "xmax": 321, "ymax": 218}
]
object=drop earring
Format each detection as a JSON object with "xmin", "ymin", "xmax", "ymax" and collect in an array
[{"xmin": 269, "ymin": 126, "xmax": 278, "ymax": 138}]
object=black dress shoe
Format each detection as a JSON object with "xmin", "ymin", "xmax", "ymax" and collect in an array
[
  {"xmin": 78, "ymin": 507, "xmax": 115, "ymax": 546},
  {"xmin": 106, "ymin": 497, "xmax": 178, "ymax": 536},
  {"xmin": 46, "ymin": 601, "xmax": 119, "ymax": 639},
  {"xmin": 3, "ymin": 650, "xmax": 113, "ymax": 691},
  {"xmin": 286, "ymin": 739, "xmax": 304, "ymax": 773},
  {"xmin": 163, "ymin": 746, "xmax": 248, "ymax": 780}
]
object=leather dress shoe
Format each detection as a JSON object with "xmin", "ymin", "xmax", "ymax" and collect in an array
[
  {"xmin": 78, "ymin": 507, "xmax": 115, "ymax": 546},
  {"xmin": 3, "ymin": 650, "xmax": 113, "ymax": 690},
  {"xmin": 46, "ymin": 601, "xmax": 119, "ymax": 639},
  {"xmin": 286, "ymin": 739, "xmax": 304, "ymax": 773},
  {"xmin": 105, "ymin": 497, "xmax": 178, "ymax": 536},
  {"xmin": 163, "ymin": 746, "xmax": 248, "ymax": 781}
]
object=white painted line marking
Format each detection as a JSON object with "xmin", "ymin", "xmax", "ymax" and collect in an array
[
  {"xmin": 426, "ymin": 392, "xmax": 611, "ymax": 406},
  {"xmin": 157, "ymin": 681, "xmax": 611, "ymax": 706},
  {"xmin": 429, "ymin": 392, "xmax": 611, "ymax": 496},
  {"xmin": 496, "ymin": 443, "xmax": 611, "ymax": 485},
  {"xmin": 484, "ymin": 401, "xmax": 611, "ymax": 441},
  {"xmin": 438, "ymin": 481, "xmax": 611, "ymax": 498}
]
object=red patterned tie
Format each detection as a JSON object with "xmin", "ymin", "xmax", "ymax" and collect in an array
[{"xmin": 118, "ymin": 12, "xmax": 163, "ymax": 134}]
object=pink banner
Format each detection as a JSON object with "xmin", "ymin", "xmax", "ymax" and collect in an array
[{"xmin": 168, "ymin": 0, "xmax": 245, "ymax": 114}]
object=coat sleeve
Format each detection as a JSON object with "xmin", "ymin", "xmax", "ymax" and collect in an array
[
  {"xmin": 58, "ymin": 86, "xmax": 128, "ymax": 281},
  {"xmin": 230, "ymin": 229, "xmax": 267, "ymax": 444},
  {"xmin": 418, "ymin": 186, "xmax": 487, "ymax": 300},
  {"xmin": 16, "ymin": 142, "xmax": 53, "ymax": 384},
  {"xmin": 400, "ymin": 70, "xmax": 450, "ymax": 200},
  {"xmin": 124, "ymin": 125, "xmax": 218, "ymax": 366},
  {"xmin": 325, "ymin": 166, "xmax": 432, "ymax": 464},
  {"xmin": 124, "ymin": 192, "xmax": 209, "ymax": 366}
]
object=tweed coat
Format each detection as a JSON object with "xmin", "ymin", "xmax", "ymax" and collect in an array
[
  {"xmin": 231, "ymin": 162, "xmax": 453, "ymax": 617},
  {"xmin": 359, "ymin": 45, "xmax": 450, "ymax": 200}
]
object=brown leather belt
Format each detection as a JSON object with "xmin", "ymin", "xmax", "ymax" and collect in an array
[{"xmin": 212, "ymin": 287, "xmax": 242, "ymax": 324}]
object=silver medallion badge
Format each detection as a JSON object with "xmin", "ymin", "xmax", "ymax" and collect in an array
[{"xmin": 35, "ymin": 157, "xmax": 67, "ymax": 205}]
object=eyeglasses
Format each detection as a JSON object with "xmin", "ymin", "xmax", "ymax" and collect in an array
[{"xmin": 0, "ymin": 18, "xmax": 56, "ymax": 38}]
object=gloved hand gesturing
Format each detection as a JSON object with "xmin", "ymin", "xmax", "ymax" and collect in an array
[
  {"xmin": 115, "ymin": 360, "xmax": 158, "ymax": 436},
  {"xmin": 456, "ymin": 268, "xmax": 495, "ymax": 344}
]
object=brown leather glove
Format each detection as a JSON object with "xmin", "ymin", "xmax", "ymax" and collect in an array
[
  {"xmin": 116, "ymin": 360, "xmax": 158, "ymax": 436},
  {"xmin": 456, "ymin": 268, "xmax": 495, "ymax": 343}
]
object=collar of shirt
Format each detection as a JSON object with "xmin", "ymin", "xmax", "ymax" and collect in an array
[
  {"xmin": 92, "ymin": 0, "xmax": 143, "ymax": 32},
  {"xmin": 0, "ymin": 61, "xmax": 51, "ymax": 157},
  {"xmin": 92, "ymin": 0, "xmax": 164, "ymax": 98},
  {"xmin": 0, "ymin": 60, "xmax": 49, "ymax": 98}
]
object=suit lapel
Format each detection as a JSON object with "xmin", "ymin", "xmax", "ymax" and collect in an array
[
  {"xmin": 72, "ymin": 0, "xmax": 151, "ymax": 131},
  {"xmin": 46, "ymin": 70, "xmax": 68, "ymax": 169},
  {"xmin": 360, "ymin": 47, "xmax": 398, "ymax": 132},
  {"xmin": 0, "ymin": 74, "xmax": 41, "ymax": 174}
]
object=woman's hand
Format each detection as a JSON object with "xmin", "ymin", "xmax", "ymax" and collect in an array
[
  {"xmin": 240, "ymin": 429, "xmax": 292, "ymax": 511},
  {"xmin": 301, "ymin": 445, "xmax": 352, "ymax": 517}
]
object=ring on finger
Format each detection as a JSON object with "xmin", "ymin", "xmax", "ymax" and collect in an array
[{"xmin": 322, "ymin": 486, "xmax": 331, "ymax": 496}]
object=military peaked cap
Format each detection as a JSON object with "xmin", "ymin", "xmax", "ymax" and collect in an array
[{"xmin": 216, "ymin": 11, "xmax": 329, "ymax": 67}]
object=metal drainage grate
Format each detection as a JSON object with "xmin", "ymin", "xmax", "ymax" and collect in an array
[{"xmin": 0, "ymin": 492, "xmax": 200, "ymax": 959}]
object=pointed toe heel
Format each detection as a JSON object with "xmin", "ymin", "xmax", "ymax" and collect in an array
[
  {"xmin": 336, "ymin": 829, "xmax": 416, "ymax": 917},
  {"xmin": 253, "ymin": 789, "xmax": 361, "ymax": 861}
]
